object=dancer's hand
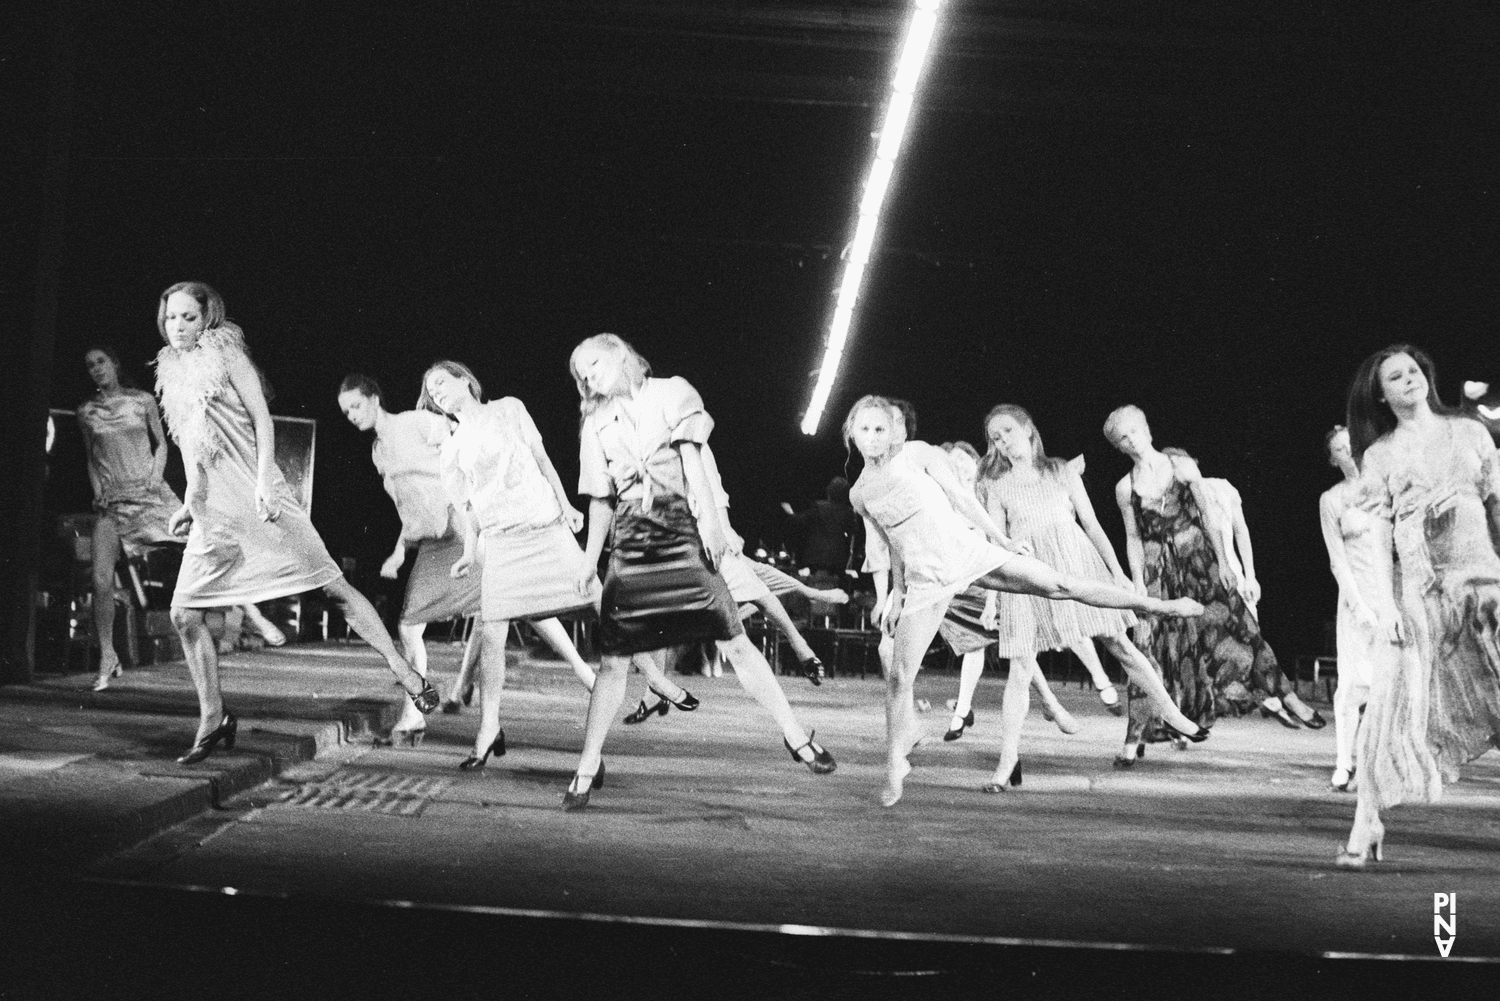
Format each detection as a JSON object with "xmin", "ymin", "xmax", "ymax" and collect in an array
[
  {"xmin": 881, "ymin": 591, "xmax": 904, "ymax": 636},
  {"xmin": 381, "ymin": 547, "xmax": 405, "ymax": 580},
  {"xmin": 562, "ymin": 504, "xmax": 585, "ymax": 533},
  {"xmin": 699, "ymin": 521, "xmax": 730, "ymax": 571},
  {"xmin": 1218, "ymin": 562, "xmax": 1239, "ymax": 591},
  {"xmin": 168, "ymin": 504, "xmax": 193, "ymax": 536},
  {"xmin": 1351, "ymin": 598, "xmax": 1380, "ymax": 633},
  {"xmin": 450, "ymin": 552, "xmax": 475, "ymax": 579},
  {"xmin": 1242, "ymin": 577, "xmax": 1262, "ymax": 605},
  {"xmin": 255, "ymin": 475, "xmax": 281, "ymax": 522},
  {"xmin": 575, "ymin": 566, "xmax": 597, "ymax": 595},
  {"xmin": 979, "ymin": 602, "xmax": 998, "ymax": 631}
]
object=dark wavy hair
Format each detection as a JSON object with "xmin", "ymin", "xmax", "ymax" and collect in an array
[
  {"xmin": 1345, "ymin": 344, "xmax": 1455, "ymax": 463},
  {"xmin": 339, "ymin": 373, "xmax": 383, "ymax": 402},
  {"xmin": 83, "ymin": 344, "xmax": 137, "ymax": 390}
]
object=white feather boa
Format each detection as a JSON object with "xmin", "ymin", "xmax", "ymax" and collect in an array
[{"xmin": 153, "ymin": 326, "xmax": 247, "ymax": 465}]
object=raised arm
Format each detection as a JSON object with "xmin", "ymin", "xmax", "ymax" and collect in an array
[{"xmin": 1065, "ymin": 467, "xmax": 1129, "ymax": 582}]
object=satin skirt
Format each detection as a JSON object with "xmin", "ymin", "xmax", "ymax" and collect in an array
[{"xmin": 599, "ymin": 495, "xmax": 743, "ymax": 655}]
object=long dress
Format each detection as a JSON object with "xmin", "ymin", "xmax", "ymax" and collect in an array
[
  {"xmin": 853, "ymin": 441, "xmax": 1016, "ymax": 615},
  {"xmin": 1319, "ymin": 480, "xmax": 1392, "ymax": 692},
  {"xmin": 441, "ymin": 398, "xmax": 597, "ymax": 624},
  {"xmin": 1354, "ymin": 417, "xmax": 1500, "ymax": 809},
  {"xmin": 76, "ymin": 389, "xmax": 182, "ymax": 557},
  {"xmin": 371, "ymin": 409, "xmax": 481, "ymax": 624},
  {"xmin": 1129, "ymin": 468, "xmax": 1285, "ymax": 728},
  {"xmin": 579, "ymin": 376, "xmax": 743, "ymax": 655},
  {"xmin": 154, "ymin": 328, "xmax": 341, "ymax": 607},
  {"xmin": 982, "ymin": 470, "xmax": 1137, "ymax": 657}
]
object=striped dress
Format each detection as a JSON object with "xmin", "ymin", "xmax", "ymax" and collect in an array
[{"xmin": 980, "ymin": 469, "xmax": 1136, "ymax": 657}]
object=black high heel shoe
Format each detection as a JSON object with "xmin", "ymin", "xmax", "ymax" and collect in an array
[
  {"xmin": 177, "ymin": 711, "xmax": 238, "ymax": 765},
  {"xmin": 1260, "ymin": 704, "xmax": 1301, "ymax": 729},
  {"xmin": 1160, "ymin": 720, "xmax": 1210, "ymax": 743},
  {"xmin": 562, "ymin": 762, "xmax": 605, "ymax": 811},
  {"xmin": 660, "ymin": 686, "xmax": 698, "ymax": 711},
  {"xmin": 981, "ymin": 759, "xmax": 1022, "ymax": 793},
  {"xmin": 1297, "ymin": 709, "xmax": 1328, "ymax": 730},
  {"xmin": 943, "ymin": 709, "xmax": 975, "ymax": 742},
  {"xmin": 408, "ymin": 682, "xmax": 440, "ymax": 715},
  {"xmin": 784, "ymin": 730, "xmax": 837, "ymax": 774},
  {"xmin": 797, "ymin": 655, "xmax": 826, "ymax": 687},
  {"xmin": 623, "ymin": 695, "xmax": 668, "ymax": 725},
  {"xmin": 458, "ymin": 731, "xmax": 505, "ymax": 771}
]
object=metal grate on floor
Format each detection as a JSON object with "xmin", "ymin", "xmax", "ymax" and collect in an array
[{"xmin": 275, "ymin": 770, "xmax": 452, "ymax": 817}]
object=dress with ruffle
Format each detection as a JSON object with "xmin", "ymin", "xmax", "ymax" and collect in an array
[
  {"xmin": 1354, "ymin": 418, "xmax": 1500, "ymax": 809},
  {"xmin": 154, "ymin": 327, "xmax": 340, "ymax": 607}
]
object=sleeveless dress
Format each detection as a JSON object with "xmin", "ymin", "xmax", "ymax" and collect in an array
[
  {"xmin": 77, "ymin": 389, "xmax": 182, "ymax": 557},
  {"xmin": 1354, "ymin": 418, "xmax": 1500, "ymax": 809},
  {"xmin": 441, "ymin": 398, "xmax": 597, "ymax": 624},
  {"xmin": 982, "ymin": 470, "xmax": 1136, "ymax": 657},
  {"xmin": 853, "ymin": 441, "xmax": 1015, "ymax": 615},
  {"xmin": 1129, "ymin": 469, "xmax": 1286, "ymax": 728},
  {"xmin": 1320, "ymin": 480, "xmax": 1395, "ymax": 691},
  {"xmin": 372, "ymin": 409, "xmax": 481, "ymax": 625},
  {"xmin": 154, "ymin": 328, "xmax": 341, "ymax": 607}
]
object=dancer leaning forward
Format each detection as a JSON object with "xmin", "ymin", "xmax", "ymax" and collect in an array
[
  {"xmin": 562, "ymin": 334, "xmax": 836, "ymax": 810},
  {"xmin": 843, "ymin": 395, "xmax": 1207, "ymax": 807},
  {"xmin": 154, "ymin": 283, "xmax": 438, "ymax": 764}
]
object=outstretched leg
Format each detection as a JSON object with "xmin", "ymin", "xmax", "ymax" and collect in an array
[
  {"xmin": 241, "ymin": 602, "xmax": 286, "ymax": 645},
  {"xmin": 1098, "ymin": 634, "xmax": 1207, "ymax": 739},
  {"xmin": 980, "ymin": 557, "xmax": 1202, "ymax": 618},
  {"xmin": 717, "ymin": 634, "xmax": 817, "ymax": 753},
  {"xmin": 529, "ymin": 617, "xmax": 597, "ymax": 691},
  {"xmin": 391, "ymin": 622, "xmax": 431, "ymax": 733},
  {"xmin": 1028, "ymin": 662, "xmax": 1079, "ymax": 734},
  {"xmin": 321, "ymin": 577, "xmax": 425, "ymax": 697}
]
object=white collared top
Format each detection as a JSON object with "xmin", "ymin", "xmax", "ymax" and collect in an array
[{"xmin": 578, "ymin": 376, "xmax": 714, "ymax": 508}]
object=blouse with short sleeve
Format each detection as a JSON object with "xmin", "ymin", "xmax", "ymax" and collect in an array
[
  {"xmin": 441, "ymin": 397, "xmax": 561, "ymax": 533},
  {"xmin": 578, "ymin": 375, "xmax": 714, "ymax": 507},
  {"xmin": 371, "ymin": 409, "xmax": 453, "ymax": 542}
]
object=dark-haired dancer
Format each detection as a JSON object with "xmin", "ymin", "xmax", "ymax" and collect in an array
[
  {"xmin": 846, "ymin": 396, "xmax": 1205, "ymax": 807},
  {"xmin": 154, "ymin": 283, "xmax": 436, "ymax": 764},
  {"xmin": 1104, "ymin": 405, "xmax": 1321, "ymax": 761},
  {"xmin": 420, "ymin": 361, "xmax": 600, "ymax": 770},
  {"xmin": 1338, "ymin": 345, "xmax": 1500, "ymax": 869},
  {"xmin": 565, "ymin": 334, "xmax": 835, "ymax": 809},
  {"xmin": 78, "ymin": 345, "xmax": 184, "ymax": 690},
  {"xmin": 338, "ymin": 374, "xmax": 487, "ymax": 741}
]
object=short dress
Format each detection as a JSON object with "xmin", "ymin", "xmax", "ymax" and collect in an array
[
  {"xmin": 155, "ymin": 327, "xmax": 341, "ymax": 607},
  {"xmin": 981, "ymin": 469, "xmax": 1136, "ymax": 658},
  {"xmin": 371, "ymin": 409, "xmax": 481, "ymax": 624},
  {"xmin": 441, "ymin": 398, "xmax": 597, "ymax": 624},
  {"xmin": 1354, "ymin": 418, "xmax": 1500, "ymax": 810},
  {"xmin": 854, "ymin": 441, "xmax": 1016, "ymax": 619},
  {"xmin": 579, "ymin": 376, "xmax": 743, "ymax": 655},
  {"xmin": 1319, "ymin": 480, "xmax": 1395, "ymax": 691},
  {"xmin": 77, "ymin": 388, "xmax": 183, "ymax": 557}
]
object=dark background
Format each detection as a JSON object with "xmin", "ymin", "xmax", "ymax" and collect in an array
[{"xmin": 6, "ymin": 0, "xmax": 1498, "ymax": 660}]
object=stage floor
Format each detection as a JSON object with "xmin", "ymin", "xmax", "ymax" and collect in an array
[{"xmin": 88, "ymin": 646, "xmax": 1500, "ymax": 964}]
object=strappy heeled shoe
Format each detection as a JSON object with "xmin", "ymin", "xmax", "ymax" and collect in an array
[
  {"xmin": 784, "ymin": 730, "xmax": 836, "ymax": 774},
  {"xmin": 623, "ymin": 695, "xmax": 669, "ymax": 725},
  {"xmin": 797, "ymin": 655, "xmax": 826, "ymax": 687},
  {"xmin": 1160, "ymin": 720, "xmax": 1210, "ymax": 743},
  {"xmin": 1297, "ymin": 709, "xmax": 1328, "ymax": 730},
  {"xmin": 177, "ymin": 711, "xmax": 238, "ymax": 765},
  {"xmin": 981, "ymin": 759, "xmax": 1022, "ymax": 793},
  {"xmin": 1336, "ymin": 832, "xmax": 1384, "ymax": 870},
  {"xmin": 458, "ymin": 731, "xmax": 505, "ymax": 771},
  {"xmin": 562, "ymin": 762, "xmax": 605, "ymax": 810},
  {"xmin": 408, "ymin": 682, "xmax": 440, "ymax": 715},
  {"xmin": 943, "ymin": 709, "xmax": 975, "ymax": 742}
]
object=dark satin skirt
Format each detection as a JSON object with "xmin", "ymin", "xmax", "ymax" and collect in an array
[{"xmin": 599, "ymin": 495, "xmax": 744, "ymax": 656}]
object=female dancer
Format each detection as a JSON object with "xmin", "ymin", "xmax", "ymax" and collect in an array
[
  {"xmin": 1165, "ymin": 449, "xmax": 1261, "ymax": 619},
  {"xmin": 934, "ymin": 441, "xmax": 1081, "ymax": 745},
  {"xmin": 565, "ymin": 333, "xmax": 835, "ymax": 809},
  {"xmin": 77, "ymin": 345, "xmax": 184, "ymax": 690},
  {"xmin": 1319, "ymin": 425, "xmax": 1386, "ymax": 791},
  {"xmin": 1339, "ymin": 345, "xmax": 1500, "ymax": 869},
  {"xmin": 337, "ymin": 373, "xmax": 486, "ymax": 742},
  {"xmin": 420, "ymin": 361, "xmax": 600, "ymax": 770},
  {"xmin": 1104, "ymin": 405, "xmax": 1322, "ymax": 741},
  {"xmin": 622, "ymin": 440, "xmax": 847, "ymax": 722},
  {"xmin": 154, "ymin": 283, "xmax": 436, "ymax": 764},
  {"xmin": 846, "ymin": 396, "xmax": 1205, "ymax": 807}
]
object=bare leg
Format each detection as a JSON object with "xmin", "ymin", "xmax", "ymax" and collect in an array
[
  {"xmin": 574, "ymin": 653, "xmax": 630, "ymax": 781},
  {"xmin": 632, "ymin": 650, "xmax": 690, "ymax": 703},
  {"xmin": 980, "ymin": 557, "xmax": 1202, "ymax": 618},
  {"xmin": 946, "ymin": 650, "xmax": 985, "ymax": 737},
  {"xmin": 389, "ymin": 622, "xmax": 430, "ymax": 733},
  {"xmin": 171, "ymin": 606, "xmax": 223, "ymax": 742},
  {"xmin": 1332, "ymin": 681, "xmax": 1368, "ymax": 785},
  {"xmin": 445, "ymin": 618, "xmax": 483, "ymax": 708},
  {"xmin": 241, "ymin": 603, "xmax": 286, "ymax": 645},
  {"xmin": 218, "ymin": 605, "xmax": 246, "ymax": 654},
  {"xmin": 1098, "ymin": 635, "xmax": 1206, "ymax": 738},
  {"xmin": 470, "ymin": 619, "xmax": 510, "ymax": 757},
  {"xmin": 90, "ymin": 517, "xmax": 123, "ymax": 686},
  {"xmin": 754, "ymin": 594, "xmax": 817, "ymax": 663},
  {"xmin": 881, "ymin": 602, "xmax": 946, "ymax": 806},
  {"xmin": 717, "ymin": 633, "xmax": 816, "ymax": 752},
  {"xmin": 986, "ymin": 657, "xmax": 1035, "ymax": 788},
  {"xmin": 321, "ymin": 577, "xmax": 425, "ymax": 696},
  {"xmin": 529, "ymin": 617, "xmax": 597, "ymax": 691},
  {"xmin": 1341, "ymin": 784, "xmax": 1385, "ymax": 867},
  {"xmin": 1028, "ymin": 663, "xmax": 1079, "ymax": 734},
  {"xmin": 1068, "ymin": 639, "xmax": 1121, "ymax": 711}
]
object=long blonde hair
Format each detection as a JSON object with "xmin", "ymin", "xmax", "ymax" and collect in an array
[
  {"xmin": 978, "ymin": 404, "xmax": 1065, "ymax": 481},
  {"xmin": 569, "ymin": 333, "xmax": 651, "ymax": 418},
  {"xmin": 417, "ymin": 360, "xmax": 483, "ymax": 417}
]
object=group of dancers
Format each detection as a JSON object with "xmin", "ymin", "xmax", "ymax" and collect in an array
[{"xmin": 71, "ymin": 280, "xmax": 1500, "ymax": 867}]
